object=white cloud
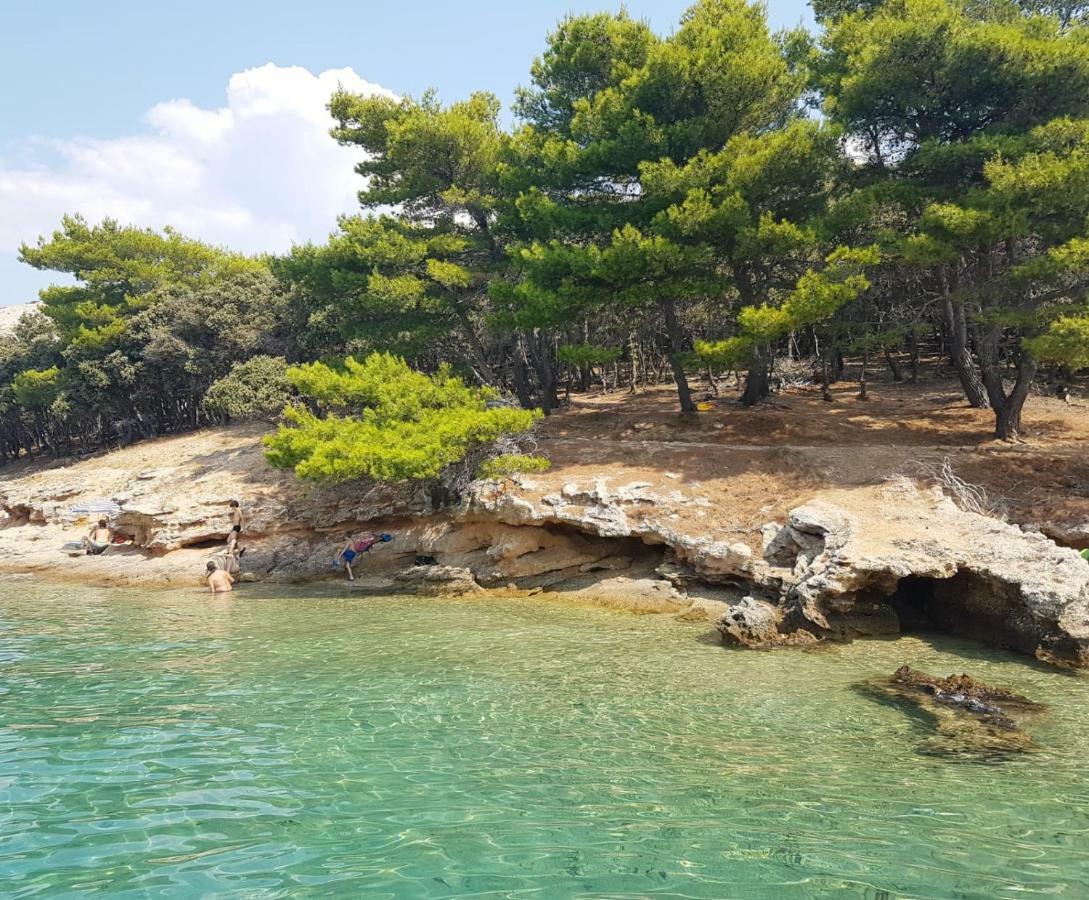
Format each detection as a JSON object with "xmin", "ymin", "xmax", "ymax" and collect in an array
[{"xmin": 0, "ymin": 63, "xmax": 395, "ymax": 306}]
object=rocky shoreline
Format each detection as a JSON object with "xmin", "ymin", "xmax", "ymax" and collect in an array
[{"xmin": 1, "ymin": 426, "xmax": 1088, "ymax": 669}]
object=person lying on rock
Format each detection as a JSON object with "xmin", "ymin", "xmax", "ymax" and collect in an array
[
  {"xmin": 336, "ymin": 532, "xmax": 393, "ymax": 582},
  {"xmin": 81, "ymin": 519, "xmax": 112, "ymax": 556},
  {"xmin": 206, "ymin": 559, "xmax": 234, "ymax": 594}
]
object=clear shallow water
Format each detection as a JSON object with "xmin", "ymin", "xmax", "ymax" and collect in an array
[{"xmin": 1, "ymin": 583, "xmax": 1088, "ymax": 899}]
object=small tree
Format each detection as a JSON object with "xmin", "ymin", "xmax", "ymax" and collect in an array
[
  {"xmin": 264, "ymin": 353, "xmax": 541, "ymax": 484},
  {"xmin": 557, "ymin": 343, "xmax": 622, "ymax": 391},
  {"xmin": 203, "ymin": 356, "xmax": 292, "ymax": 423}
]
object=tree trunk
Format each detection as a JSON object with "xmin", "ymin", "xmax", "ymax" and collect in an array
[
  {"xmin": 976, "ymin": 325, "xmax": 1037, "ymax": 440},
  {"xmin": 943, "ymin": 292, "xmax": 988, "ymax": 408},
  {"xmin": 994, "ymin": 357, "xmax": 1035, "ymax": 440},
  {"xmin": 858, "ymin": 350, "xmax": 870, "ymax": 400},
  {"xmin": 908, "ymin": 330, "xmax": 920, "ymax": 383},
  {"xmin": 511, "ymin": 339, "xmax": 534, "ymax": 409},
  {"xmin": 459, "ymin": 315, "xmax": 497, "ymax": 386},
  {"xmin": 820, "ymin": 353, "xmax": 834, "ymax": 402},
  {"xmin": 883, "ymin": 347, "xmax": 903, "ymax": 382},
  {"xmin": 734, "ymin": 268, "xmax": 769, "ymax": 406},
  {"xmin": 524, "ymin": 331, "xmax": 558, "ymax": 413},
  {"xmin": 660, "ymin": 299, "xmax": 696, "ymax": 413},
  {"xmin": 579, "ymin": 320, "xmax": 591, "ymax": 391},
  {"xmin": 741, "ymin": 346, "xmax": 770, "ymax": 406}
]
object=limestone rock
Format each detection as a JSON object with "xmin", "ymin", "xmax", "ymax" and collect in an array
[
  {"xmin": 860, "ymin": 665, "xmax": 1045, "ymax": 757},
  {"xmin": 716, "ymin": 597, "xmax": 782, "ymax": 647},
  {"xmin": 3, "ymin": 426, "xmax": 1089, "ymax": 670},
  {"xmin": 394, "ymin": 564, "xmax": 482, "ymax": 594},
  {"xmin": 1039, "ymin": 519, "xmax": 1089, "ymax": 547},
  {"xmin": 769, "ymin": 483, "xmax": 1089, "ymax": 666}
]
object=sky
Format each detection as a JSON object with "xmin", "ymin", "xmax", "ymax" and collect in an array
[{"xmin": 0, "ymin": 0, "xmax": 814, "ymax": 308}]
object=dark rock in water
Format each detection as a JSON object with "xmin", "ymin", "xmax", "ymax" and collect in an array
[{"xmin": 861, "ymin": 666, "xmax": 1045, "ymax": 759}]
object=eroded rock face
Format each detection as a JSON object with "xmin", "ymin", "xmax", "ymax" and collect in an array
[
  {"xmin": 860, "ymin": 666, "xmax": 1045, "ymax": 758},
  {"xmin": 716, "ymin": 597, "xmax": 783, "ymax": 647},
  {"xmin": 3, "ymin": 432, "xmax": 1089, "ymax": 669},
  {"xmin": 757, "ymin": 484, "xmax": 1089, "ymax": 667},
  {"xmin": 468, "ymin": 478, "xmax": 765, "ymax": 584}
]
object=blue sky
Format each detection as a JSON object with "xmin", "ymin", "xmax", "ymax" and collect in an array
[{"xmin": 0, "ymin": 0, "xmax": 814, "ymax": 307}]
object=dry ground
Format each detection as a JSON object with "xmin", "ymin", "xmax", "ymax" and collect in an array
[
  {"xmin": 2, "ymin": 364, "xmax": 1087, "ymax": 565},
  {"xmin": 529, "ymin": 365, "xmax": 1089, "ymax": 546}
]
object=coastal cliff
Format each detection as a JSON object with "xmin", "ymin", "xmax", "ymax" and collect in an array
[{"xmin": 2, "ymin": 385, "xmax": 1089, "ymax": 668}]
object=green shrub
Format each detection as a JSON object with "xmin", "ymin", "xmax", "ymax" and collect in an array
[
  {"xmin": 478, "ymin": 453, "xmax": 551, "ymax": 480},
  {"xmin": 1025, "ymin": 314, "xmax": 1089, "ymax": 371},
  {"xmin": 11, "ymin": 367, "xmax": 61, "ymax": 409},
  {"xmin": 264, "ymin": 353, "xmax": 540, "ymax": 483},
  {"xmin": 203, "ymin": 355, "xmax": 292, "ymax": 422}
]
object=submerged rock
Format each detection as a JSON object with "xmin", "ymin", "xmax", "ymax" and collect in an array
[
  {"xmin": 861, "ymin": 665, "xmax": 1045, "ymax": 758},
  {"xmin": 393, "ymin": 564, "xmax": 483, "ymax": 595}
]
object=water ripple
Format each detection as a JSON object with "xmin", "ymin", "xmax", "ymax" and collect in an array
[{"xmin": 0, "ymin": 585, "xmax": 1087, "ymax": 897}]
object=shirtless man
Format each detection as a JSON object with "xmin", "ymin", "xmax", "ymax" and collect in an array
[
  {"xmin": 228, "ymin": 499, "xmax": 244, "ymax": 531},
  {"xmin": 206, "ymin": 560, "xmax": 234, "ymax": 594},
  {"xmin": 81, "ymin": 519, "xmax": 112, "ymax": 555}
]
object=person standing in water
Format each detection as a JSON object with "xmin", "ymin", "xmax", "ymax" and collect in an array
[{"xmin": 206, "ymin": 560, "xmax": 234, "ymax": 593}]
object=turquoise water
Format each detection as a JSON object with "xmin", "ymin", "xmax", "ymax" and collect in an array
[{"xmin": 1, "ymin": 582, "xmax": 1088, "ymax": 898}]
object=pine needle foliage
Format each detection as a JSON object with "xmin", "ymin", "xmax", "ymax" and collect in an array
[
  {"xmin": 478, "ymin": 453, "xmax": 552, "ymax": 480},
  {"xmin": 263, "ymin": 353, "xmax": 540, "ymax": 483}
]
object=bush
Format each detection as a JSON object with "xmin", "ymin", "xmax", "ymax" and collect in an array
[
  {"xmin": 477, "ymin": 453, "xmax": 551, "ymax": 480},
  {"xmin": 11, "ymin": 367, "xmax": 61, "ymax": 410},
  {"xmin": 203, "ymin": 356, "xmax": 292, "ymax": 422},
  {"xmin": 264, "ymin": 353, "xmax": 540, "ymax": 483}
]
